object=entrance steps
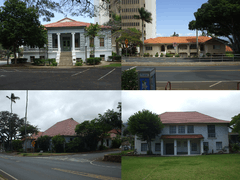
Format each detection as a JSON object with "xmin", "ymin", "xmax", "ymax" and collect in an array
[{"xmin": 59, "ymin": 51, "xmax": 72, "ymax": 66}]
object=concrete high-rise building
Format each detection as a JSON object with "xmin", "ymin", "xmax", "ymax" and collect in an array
[{"xmin": 94, "ymin": 0, "xmax": 156, "ymax": 40}]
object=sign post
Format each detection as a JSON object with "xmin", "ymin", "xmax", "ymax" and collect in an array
[{"xmin": 125, "ymin": 39, "xmax": 128, "ymax": 57}]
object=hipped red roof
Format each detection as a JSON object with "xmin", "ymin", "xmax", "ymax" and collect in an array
[
  {"xmin": 161, "ymin": 135, "xmax": 204, "ymax": 139},
  {"xmin": 159, "ymin": 112, "xmax": 230, "ymax": 124}
]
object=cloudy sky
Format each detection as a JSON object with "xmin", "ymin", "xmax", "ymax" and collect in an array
[
  {"xmin": 122, "ymin": 91, "xmax": 240, "ymax": 123},
  {"xmin": 0, "ymin": 91, "xmax": 121, "ymax": 132}
]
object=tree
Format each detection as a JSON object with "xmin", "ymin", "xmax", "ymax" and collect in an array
[
  {"xmin": 121, "ymin": 68, "xmax": 138, "ymax": 90},
  {"xmin": 51, "ymin": 135, "xmax": 65, "ymax": 153},
  {"xmin": 12, "ymin": 140, "xmax": 23, "ymax": 151},
  {"xmin": 134, "ymin": 7, "xmax": 152, "ymax": 55},
  {"xmin": 37, "ymin": 135, "xmax": 51, "ymax": 152},
  {"xmin": 0, "ymin": 0, "xmax": 48, "ymax": 64},
  {"xmin": 0, "ymin": 111, "xmax": 24, "ymax": 149},
  {"xmin": 18, "ymin": 123, "xmax": 38, "ymax": 139},
  {"xmin": 128, "ymin": 110, "xmax": 164, "ymax": 155},
  {"xmin": 84, "ymin": 23, "xmax": 101, "ymax": 57},
  {"xmin": 103, "ymin": 13, "xmax": 122, "ymax": 55},
  {"xmin": 188, "ymin": 0, "xmax": 240, "ymax": 54},
  {"xmin": 230, "ymin": 113, "xmax": 240, "ymax": 135},
  {"xmin": 170, "ymin": 32, "xmax": 179, "ymax": 37},
  {"xmin": 115, "ymin": 28, "xmax": 142, "ymax": 56}
]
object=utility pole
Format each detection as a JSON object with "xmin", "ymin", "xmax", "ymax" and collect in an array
[
  {"xmin": 196, "ymin": 30, "xmax": 199, "ymax": 57},
  {"xmin": 25, "ymin": 90, "xmax": 28, "ymax": 152}
]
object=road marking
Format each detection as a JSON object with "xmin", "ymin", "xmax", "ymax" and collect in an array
[
  {"xmin": 0, "ymin": 75, "xmax": 6, "ymax": 77},
  {"xmin": 209, "ymin": 81, "xmax": 222, "ymax": 87},
  {"xmin": 124, "ymin": 66, "xmax": 137, "ymax": 71},
  {"xmin": 52, "ymin": 168, "xmax": 121, "ymax": 180},
  {"xmin": 156, "ymin": 69, "xmax": 240, "ymax": 72},
  {"xmin": 0, "ymin": 156, "xmax": 8, "ymax": 159},
  {"xmin": 0, "ymin": 169, "xmax": 18, "ymax": 180},
  {"xmin": 90, "ymin": 159, "xmax": 121, "ymax": 169},
  {"xmin": 98, "ymin": 68, "xmax": 116, "ymax": 80},
  {"xmin": 71, "ymin": 69, "xmax": 89, "ymax": 76}
]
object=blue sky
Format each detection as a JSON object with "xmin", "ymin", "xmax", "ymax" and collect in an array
[{"xmin": 0, "ymin": 0, "xmax": 210, "ymax": 37}]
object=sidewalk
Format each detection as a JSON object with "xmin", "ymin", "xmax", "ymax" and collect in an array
[
  {"xmin": 0, "ymin": 60, "xmax": 117, "ymax": 69},
  {"xmin": 122, "ymin": 60, "xmax": 240, "ymax": 67}
]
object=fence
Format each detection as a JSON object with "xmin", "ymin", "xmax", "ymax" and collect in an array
[{"xmin": 198, "ymin": 54, "xmax": 240, "ymax": 62}]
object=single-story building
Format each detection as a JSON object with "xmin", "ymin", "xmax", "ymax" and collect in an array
[
  {"xmin": 23, "ymin": 17, "xmax": 112, "ymax": 65},
  {"xmin": 143, "ymin": 36, "xmax": 231, "ymax": 57},
  {"xmin": 135, "ymin": 111, "xmax": 230, "ymax": 155}
]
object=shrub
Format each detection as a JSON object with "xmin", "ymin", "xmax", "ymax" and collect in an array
[
  {"xmin": 160, "ymin": 53, "xmax": 163, "ymax": 57},
  {"xmin": 38, "ymin": 153, "xmax": 42, "ymax": 156},
  {"xmin": 23, "ymin": 153, "xmax": 28, "ymax": 156},
  {"xmin": 112, "ymin": 52, "xmax": 117, "ymax": 56},
  {"xmin": 51, "ymin": 62, "xmax": 57, "ymax": 66},
  {"xmin": 11, "ymin": 58, "xmax": 28, "ymax": 64},
  {"xmin": 206, "ymin": 53, "xmax": 211, "ymax": 57},
  {"xmin": 121, "ymin": 68, "xmax": 138, "ymax": 90},
  {"xmin": 155, "ymin": 52, "xmax": 159, "ymax": 57},
  {"xmin": 99, "ymin": 145, "xmax": 107, "ymax": 150},
  {"xmin": 143, "ymin": 53, "xmax": 150, "ymax": 57},
  {"xmin": 33, "ymin": 58, "xmax": 45, "ymax": 65},
  {"xmin": 65, "ymin": 137, "xmax": 85, "ymax": 153},
  {"xmin": 113, "ymin": 55, "xmax": 121, "ymax": 62},
  {"xmin": 232, "ymin": 143, "xmax": 240, "ymax": 152},
  {"xmin": 150, "ymin": 55, "xmax": 153, "ymax": 57},
  {"xmin": 52, "ymin": 135, "xmax": 65, "ymax": 153},
  {"xmin": 202, "ymin": 55, "xmax": 205, "ymax": 58},
  {"xmin": 166, "ymin": 53, "xmax": 173, "ymax": 57},
  {"xmin": 112, "ymin": 135, "xmax": 121, "ymax": 148},
  {"xmin": 75, "ymin": 59, "xmax": 83, "ymax": 66},
  {"xmin": 175, "ymin": 54, "xmax": 180, "ymax": 57},
  {"xmin": 12, "ymin": 140, "xmax": 22, "ymax": 151},
  {"xmin": 37, "ymin": 135, "xmax": 51, "ymax": 152},
  {"xmin": 45, "ymin": 59, "xmax": 56, "ymax": 66},
  {"xmin": 87, "ymin": 57, "xmax": 102, "ymax": 65}
]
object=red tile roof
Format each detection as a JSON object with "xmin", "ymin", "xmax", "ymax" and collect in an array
[
  {"xmin": 44, "ymin": 17, "xmax": 110, "ymax": 29},
  {"xmin": 159, "ymin": 112, "xmax": 230, "ymax": 124},
  {"xmin": 43, "ymin": 118, "xmax": 79, "ymax": 137},
  {"xmin": 22, "ymin": 132, "xmax": 44, "ymax": 141},
  {"xmin": 145, "ymin": 36, "xmax": 212, "ymax": 44},
  {"xmin": 226, "ymin": 46, "xmax": 233, "ymax": 52},
  {"xmin": 161, "ymin": 135, "xmax": 204, "ymax": 139}
]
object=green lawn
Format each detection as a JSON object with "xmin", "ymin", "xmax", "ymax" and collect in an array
[
  {"xmin": 122, "ymin": 154, "xmax": 240, "ymax": 180},
  {"xmin": 103, "ymin": 63, "xmax": 121, "ymax": 68}
]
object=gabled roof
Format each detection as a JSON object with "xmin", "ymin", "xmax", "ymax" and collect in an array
[
  {"xmin": 159, "ymin": 112, "xmax": 230, "ymax": 124},
  {"xmin": 226, "ymin": 46, "xmax": 233, "ymax": 52},
  {"xmin": 44, "ymin": 17, "xmax": 110, "ymax": 29},
  {"xmin": 145, "ymin": 36, "xmax": 212, "ymax": 44},
  {"xmin": 43, "ymin": 118, "xmax": 79, "ymax": 137}
]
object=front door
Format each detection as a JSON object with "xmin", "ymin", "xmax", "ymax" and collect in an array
[
  {"xmin": 166, "ymin": 143, "xmax": 174, "ymax": 155},
  {"xmin": 63, "ymin": 37, "xmax": 71, "ymax": 51}
]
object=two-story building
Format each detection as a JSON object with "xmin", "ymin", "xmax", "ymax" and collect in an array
[
  {"xmin": 143, "ymin": 36, "xmax": 230, "ymax": 58},
  {"xmin": 135, "ymin": 112, "xmax": 230, "ymax": 155},
  {"xmin": 23, "ymin": 17, "xmax": 112, "ymax": 65}
]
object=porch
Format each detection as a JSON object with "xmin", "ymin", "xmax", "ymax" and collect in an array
[{"xmin": 160, "ymin": 135, "xmax": 204, "ymax": 156}]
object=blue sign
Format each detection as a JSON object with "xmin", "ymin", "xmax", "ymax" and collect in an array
[{"xmin": 139, "ymin": 78, "xmax": 150, "ymax": 90}]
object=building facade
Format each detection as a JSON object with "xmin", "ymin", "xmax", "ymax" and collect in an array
[
  {"xmin": 135, "ymin": 112, "xmax": 230, "ymax": 156},
  {"xmin": 23, "ymin": 18, "xmax": 112, "ymax": 65},
  {"xmin": 94, "ymin": 0, "xmax": 156, "ymax": 52},
  {"xmin": 143, "ymin": 36, "xmax": 230, "ymax": 57}
]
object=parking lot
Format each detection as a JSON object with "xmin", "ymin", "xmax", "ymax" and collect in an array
[{"xmin": 0, "ymin": 68, "xmax": 121, "ymax": 90}]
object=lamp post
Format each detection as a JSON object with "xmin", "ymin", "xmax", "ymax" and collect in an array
[{"xmin": 25, "ymin": 90, "xmax": 28, "ymax": 152}]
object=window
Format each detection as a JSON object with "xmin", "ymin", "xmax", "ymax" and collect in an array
[
  {"xmin": 40, "ymin": 56, "xmax": 45, "ymax": 59},
  {"xmin": 190, "ymin": 44, "xmax": 197, "ymax": 49},
  {"xmin": 213, "ymin": 45, "xmax": 220, "ymax": 49},
  {"xmin": 99, "ymin": 38, "xmax": 104, "ymax": 47},
  {"xmin": 177, "ymin": 141, "xmax": 181, "ymax": 147},
  {"xmin": 30, "ymin": 56, "xmax": 35, "ymax": 62},
  {"xmin": 167, "ymin": 45, "xmax": 174, "ymax": 49},
  {"xmin": 200, "ymin": 44, "xmax": 204, "ymax": 51},
  {"xmin": 208, "ymin": 125, "xmax": 215, "ymax": 137},
  {"xmin": 178, "ymin": 126, "xmax": 185, "ymax": 134},
  {"xmin": 141, "ymin": 143, "xmax": 147, "ymax": 151},
  {"xmin": 192, "ymin": 143, "xmax": 197, "ymax": 151},
  {"xmin": 155, "ymin": 143, "xmax": 161, "ymax": 151},
  {"xmin": 90, "ymin": 37, "xmax": 94, "ymax": 47},
  {"xmin": 169, "ymin": 125, "xmax": 176, "ymax": 134},
  {"xmin": 146, "ymin": 46, "xmax": 152, "ymax": 50},
  {"xmin": 187, "ymin": 125, "xmax": 194, "ymax": 133},
  {"xmin": 216, "ymin": 142, "xmax": 222, "ymax": 150},
  {"xmin": 184, "ymin": 141, "xmax": 187, "ymax": 147}
]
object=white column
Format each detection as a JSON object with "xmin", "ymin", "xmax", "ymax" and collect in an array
[
  {"xmin": 72, "ymin": 32, "xmax": 75, "ymax": 51},
  {"xmin": 57, "ymin": 33, "xmax": 61, "ymax": 51},
  {"xmin": 174, "ymin": 139, "xmax": 177, "ymax": 156},
  {"xmin": 161, "ymin": 139, "xmax": 163, "ymax": 156},
  {"xmin": 187, "ymin": 44, "xmax": 190, "ymax": 56},
  {"xmin": 201, "ymin": 140, "xmax": 204, "ymax": 154},
  {"xmin": 188, "ymin": 139, "xmax": 190, "ymax": 155}
]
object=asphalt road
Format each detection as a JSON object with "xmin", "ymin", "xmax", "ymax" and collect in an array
[
  {"xmin": 123, "ymin": 57, "xmax": 240, "ymax": 63},
  {"xmin": 0, "ymin": 68, "xmax": 121, "ymax": 90},
  {"xmin": 122, "ymin": 66, "xmax": 240, "ymax": 90},
  {"xmin": 0, "ymin": 151, "xmax": 121, "ymax": 180}
]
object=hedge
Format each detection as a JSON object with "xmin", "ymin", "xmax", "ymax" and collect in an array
[
  {"xmin": 11, "ymin": 58, "xmax": 28, "ymax": 64},
  {"xmin": 87, "ymin": 57, "xmax": 102, "ymax": 65}
]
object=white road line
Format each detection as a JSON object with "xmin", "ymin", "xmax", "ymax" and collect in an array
[
  {"xmin": 0, "ymin": 169, "xmax": 18, "ymax": 180},
  {"xmin": 125, "ymin": 66, "xmax": 137, "ymax": 71},
  {"xmin": 90, "ymin": 159, "xmax": 121, "ymax": 169},
  {"xmin": 98, "ymin": 68, "xmax": 116, "ymax": 80},
  {"xmin": 0, "ymin": 75, "xmax": 6, "ymax": 77},
  {"xmin": 71, "ymin": 69, "xmax": 89, "ymax": 77},
  {"xmin": 209, "ymin": 81, "xmax": 222, "ymax": 87}
]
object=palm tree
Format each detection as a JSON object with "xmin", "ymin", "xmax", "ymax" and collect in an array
[
  {"xmin": 6, "ymin": 93, "xmax": 20, "ymax": 150},
  {"xmin": 85, "ymin": 23, "xmax": 101, "ymax": 58},
  {"xmin": 134, "ymin": 7, "xmax": 152, "ymax": 55}
]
